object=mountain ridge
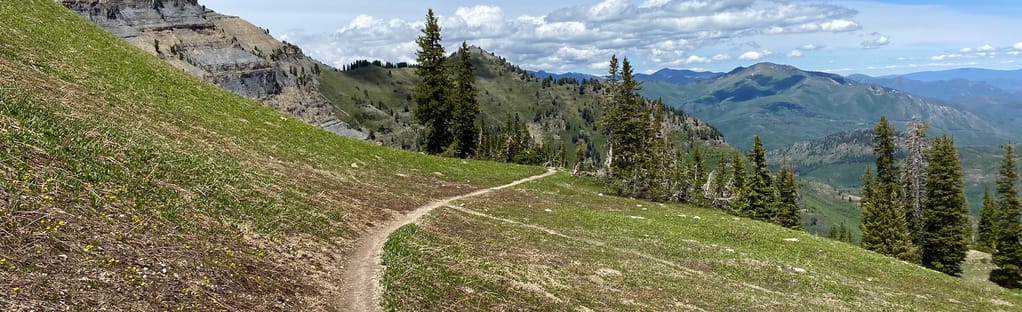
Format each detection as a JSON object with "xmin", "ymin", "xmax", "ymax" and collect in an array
[{"xmin": 638, "ymin": 62, "xmax": 1011, "ymax": 149}]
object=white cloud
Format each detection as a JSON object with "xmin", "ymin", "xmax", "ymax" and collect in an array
[
  {"xmin": 1008, "ymin": 51, "xmax": 1021, "ymax": 56},
  {"xmin": 977, "ymin": 44, "xmax": 995, "ymax": 52},
  {"xmin": 930, "ymin": 53, "xmax": 964, "ymax": 61},
  {"xmin": 959, "ymin": 47, "xmax": 973, "ymax": 53},
  {"xmin": 861, "ymin": 33, "xmax": 891, "ymax": 49},
  {"xmin": 1014, "ymin": 42, "xmax": 1022, "ymax": 50},
  {"xmin": 800, "ymin": 44, "xmax": 822, "ymax": 51},
  {"xmin": 739, "ymin": 50, "xmax": 771, "ymax": 60},
  {"xmin": 788, "ymin": 50, "xmax": 804, "ymax": 57},
  {"xmin": 820, "ymin": 19, "xmax": 859, "ymax": 32},
  {"xmin": 712, "ymin": 53, "xmax": 732, "ymax": 61},
  {"xmin": 293, "ymin": 1, "xmax": 864, "ymax": 71}
]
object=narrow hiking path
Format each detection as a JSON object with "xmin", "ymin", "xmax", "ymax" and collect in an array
[{"xmin": 339, "ymin": 168, "xmax": 557, "ymax": 311}]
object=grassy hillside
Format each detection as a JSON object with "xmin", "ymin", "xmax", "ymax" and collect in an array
[
  {"xmin": 382, "ymin": 173, "xmax": 1022, "ymax": 311},
  {"xmin": 0, "ymin": 1, "xmax": 543, "ymax": 309}
]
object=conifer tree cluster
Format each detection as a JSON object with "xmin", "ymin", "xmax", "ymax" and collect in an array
[
  {"xmin": 593, "ymin": 55, "xmax": 805, "ymax": 228},
  {"xmin": 860, "ymin": 117, "xmax": 918, "ymax": 262},
  {"xmin": 728, "ymin": 136, "xmax": 802, "ymax": 229},
  {"xmin": 473, "ymin": 113, "xmax": 557, "ymax": 166},
  {"xmin": 412, "ymin": 10, "xmax": 479, "ymax": 158},
  {"xmin": 827, "ymin": 222, "xmax": 854, "ymax": 243},
  {"xmin": 989, "ymin": 143, "xmax": 1022, "ymax": 288},
  {"xmin": 859, "ymin": 117, "xmax": 972, "ymax": 275}
]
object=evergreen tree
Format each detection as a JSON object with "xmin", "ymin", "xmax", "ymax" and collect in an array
[
  {"xmin": 903, "ymin": 121, "xmax": 930, "ymax": 249},
  {"xmin": 921, "ymin": 135, "xmax": 970, "ymax": 276},
  {"xmin": 412, "ymin": 9, "xmax": 453, "ymax": 154},
  {"xmin": 731, "ymin": 136, "xmax": 777, "ymax": 221},
  {"xmin": 991, "ymin": 143, "xmax": 1022, "ymax": 288},
  {"xmin": 732, "ymin": 153, "xmax": 746, "ymax": 196},
  {"xmin": 861, "ymin": 117, "xmax": 918, "ymax": 262},
  {"xmin": 449, "ymin": 42, "xmax": 480, "ymax": 158},
  {"xmin": 840, "ymin": 223, "xmax": 854, "ymax": 243},
  {"xmin": 776, "ymin": 160, "xmax": 802, "ymax": 230},
  {"xmin": 710, "ymin": 154, "xmax": 729, "ymax": 201},
  {"xmin": 977, "ymin": 188, "xmax": 998, "ymax": 252},
  {"xmin": 601, "ymin": 56, "xmax": 651, "ymax": 197}
]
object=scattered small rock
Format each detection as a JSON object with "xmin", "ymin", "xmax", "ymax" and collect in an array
[
  {"xmin": 628, "ymin": 216, "xmax": 646, "ymax": 220},
  {"xmin": 991, "ymin": 299, "xmax": 1014, "ymax": 306},
  {"xmin": 433, "ymin": 171, "xmax": 444, "ymax": 176},
  {"xmin": 596, "ymin": 268, "xmax": 622, "ymax": 277},
  {"xmin": 692, "ymin": 216, "xmax": 701, "ymax": 220},
  {"xmin": 350, "ymin": 163, "xmax": 359, "ymax": 169},
  {"xmin": 544, "ymin": 209, "xmax": 552, "ymax": 212},
  {"xmin": 783, "ymin": 238, "xmax": 799, "ymax": 242},
  {"xmin": 597, "ymin": 193, "xmax": 604, "ymax": 196},
  {"xmin": 789, "ymin": 266, "xmax": 807, "ymax": 274}
]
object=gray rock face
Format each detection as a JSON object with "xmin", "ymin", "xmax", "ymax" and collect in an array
[
  {"xmin": 62, "ymin": 0, "xmax": 211, "ymax": 37},
  {"xmin": 61, "ymin": 0, "xmax": 368, "ymax": 140}
]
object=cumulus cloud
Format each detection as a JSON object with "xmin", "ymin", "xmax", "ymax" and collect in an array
[
  {"xmin": 977, "ymin": 44, "xmax": 995, "ymax": 52},
  {"xmin": 739, "ymin": 50, "xmax": 772, "ymax": 60},
  {"xmin": 293, "ymin": 1, "xmax": 865, "ymax": 71},
  {"xmin": 820, "ymin": 19, "xmax": 859, "ymax": 32},
  {"xmin": 788, "ymin": 50, "xmax": 804, "ymax": 57},
  {"xmin": 712, "ymin": 53, "xmax": 732, "ymax": 61},
  {"xmin": 861, "ymin": 33, "xmax": 890, "ymax": 49},
  {"xmin": 930, "ymin": 53, "xmax": 963, "ymax": 61},
  {"xmin": 800, "ymin": 44, "xmax": 823, "ymax": 51},
  {"xmin": 1013, "ymin": 42, "xmax": 1022, "ymax": 50}
]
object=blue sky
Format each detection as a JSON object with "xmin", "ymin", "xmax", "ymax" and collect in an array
[{"xmin": 202, "ymin": 0, "xmax": 1022, "ymax": 76}]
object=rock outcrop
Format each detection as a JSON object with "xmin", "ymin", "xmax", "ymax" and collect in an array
[{"xmin": 61, "ymin": 0, "xmax": 366, "ymax": 139}]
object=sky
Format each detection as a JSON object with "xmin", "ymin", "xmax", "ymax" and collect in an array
[{"xmin": 201, "ymin": 0, "xmax": 1022, "ymax": 76}]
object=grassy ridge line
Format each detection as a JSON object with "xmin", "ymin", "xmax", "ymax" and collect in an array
[
  {"xmin": 383, "ymin": 173, "xmax": 1022, "ymax": 311},
  {"xmin": 0, "ymin": 0, "xmax": 543, "ymax": 310}
]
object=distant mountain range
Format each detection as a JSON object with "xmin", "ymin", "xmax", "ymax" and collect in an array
[
  {"xmin": 849, "ymin": 72, "xmax": 1022, "ymax": 135},
  {"xmin": 526, "ymin": 70, "xmax": 601, "ymax": 82},
  {"xmin": 637, "ymin": 62, "xmax": 1012, "ymax": 149},
  {"xmin": 878, "ymin": 68, "xmax": 1022, "ymax": 93},
  {"xmin": 635, "ymin": 68, "xmax": 723, "ymax": 84}
]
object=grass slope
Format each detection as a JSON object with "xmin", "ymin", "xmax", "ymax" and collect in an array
[
  {"xmin": 0, "ymin": 1, "xmax": 542, "ymax": 310},
  {"xmin": 383, "ymin": 173, "xmax": 1022, "ymax": 311}
]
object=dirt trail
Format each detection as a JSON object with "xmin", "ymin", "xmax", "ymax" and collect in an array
[{"xmin": 339, "ymin": 168, "xmax": 557, "ymax": 311}]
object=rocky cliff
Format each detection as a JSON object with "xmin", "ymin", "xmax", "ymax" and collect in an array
[{"xmin": 61, "ymin": 0, "xmax": 365, "ymax": 139}]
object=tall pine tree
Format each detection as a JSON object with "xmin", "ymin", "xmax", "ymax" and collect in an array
[
  {"xmin": 920, "ymin": 135, "xmax": 970, "ymax": 276},
  {"xmin": 991, "ymin": 143, "xmax": 1022, "ymax": 288},
  {"xmin": 412, "ymin": 9, "xmax": 453, "ymax": 154},
  {"xmin": 601, "ymin": 56, "xmax": 650, "ymax": 197},
  {"xmin": 776, "ymin": 159, "xmax": 803, "ymax": 230},
  {"xmin": 449, "ymin": 42, "xmax": 480, "ymax": 158},
  {"xmin": 977, "ymin": 188, "xmax": 998, "ymax": 253},
  {"xmin": 861, "ymin": 117, "xmax": 918, "ymax": 262},
  {"xmin": 731, "ymin": 136, "xmax": 777, "ymax": 221}
]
